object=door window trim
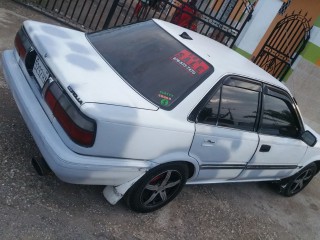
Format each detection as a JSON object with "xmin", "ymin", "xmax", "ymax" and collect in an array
[
  {"xmin": 189, "ymin": 75, "xmax": 305, "ymax": 136},
  {"xmin": 258, "ymin": 85, "xmax": 305, "ymax": 138},
  {"xmin": 189, "ymin": 75, "xmax": 263, "ymax": 132}
]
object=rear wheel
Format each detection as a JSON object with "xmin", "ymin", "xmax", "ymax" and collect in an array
[
  {"xmin": 125, "ymin": 163, "xmax": 188, "ymax": 213},
  {"xmin": 279, "ymin": 163, "xmax": 317, "ymax": 197}
]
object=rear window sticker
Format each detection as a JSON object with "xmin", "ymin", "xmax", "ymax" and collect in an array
[
  {"xmin": 158, "ymin": 91, "xmax": 174, "ymax": 107},
  {"xmin": 160, "ymin": 99, "xmax": 169, "ymax": 106},
  {"xmin": 172, "ymin": 50, "xmax": 210, "ymax": 76},
  {"xmin": 158, "ymin": 90, "xmax": 174, "ymax": 100}
]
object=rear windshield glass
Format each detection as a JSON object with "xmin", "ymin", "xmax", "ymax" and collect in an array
[{"xmin": 87, "ymin": 20, "xmax": 213, "ymax": 110}]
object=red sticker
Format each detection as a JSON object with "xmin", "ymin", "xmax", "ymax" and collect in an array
[{"xmin": 172, "ymin": 50, "xmax": 210, "ymax": 75}]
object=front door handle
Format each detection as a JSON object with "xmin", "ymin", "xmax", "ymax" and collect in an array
[
  {"xmin": 259, "ymin": 144, "xmax": 271, "ymax": 152},
  {"xmin": 202, "ymin": 139, "xmax": 215, "ymax": 147}
]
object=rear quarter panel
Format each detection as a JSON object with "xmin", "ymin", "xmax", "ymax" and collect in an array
[{"xmin": 64, "ymin": 104, "xmax": 196, "ymax": 161}]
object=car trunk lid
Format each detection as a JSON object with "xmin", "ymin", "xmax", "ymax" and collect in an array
[{"xmin": 23, "ymin": 20, "xmax": 158, "ymax": 110}]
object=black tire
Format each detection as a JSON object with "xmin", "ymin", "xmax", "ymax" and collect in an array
[
  {"xmin": 279, "ymin": 163, "xmax": 317, "ymax": 197},
  {"xmin": 125, "ymin": 163, "xmax": 188, "ymax": 213}
]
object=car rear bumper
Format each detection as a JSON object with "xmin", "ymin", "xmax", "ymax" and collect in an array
[{"xmin": 2, "ymin": 50, "xmax": 155, "ymax": 186}]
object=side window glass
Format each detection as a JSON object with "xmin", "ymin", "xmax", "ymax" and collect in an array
[
  {"xmin": 218, "ymin": 85, "xmax": 259, "ymax": 131},
  {"xmin": 197, "ymin": 88, "xmax": 220, "ymax": 125},
  {"xmin": 260, "ymin": 95, "xmax": 300, "ymax": 138},
  {"xmin": 198, "ymin": 84, "xmax": 259, "ymax": 131}
]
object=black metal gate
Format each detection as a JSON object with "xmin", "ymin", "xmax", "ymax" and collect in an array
[
  {"xmin": 15, "ymin": 0, "xmax": 254, "ymax": 47},
  {"xmin": 15, "ymin": 0, "xmax": 116, "ymax": 30},
  {"xmin": 253, "ymin": 11, "xmax": 311, "ymax": 81}
]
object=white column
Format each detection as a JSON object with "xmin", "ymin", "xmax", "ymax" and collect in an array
[{"xmin": 235, "ymin": 0, "xmax": 284, "ymax": 54}]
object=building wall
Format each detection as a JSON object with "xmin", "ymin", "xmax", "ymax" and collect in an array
[
  {"xmin": 234, "ymin": 0, "xmax": 320, "ymax": 64},
  {"xmin": 299, "ymin": 19, "xmax": 320, "ymax": 67},
  {"xmin": 235, "ymin": 0, "xmax": 282, "ymax": 54},
  {"xmin": 252, "ymin": 0, "xmax": 320, "ymax": 59}
]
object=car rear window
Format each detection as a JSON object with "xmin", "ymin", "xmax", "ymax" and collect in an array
[{"xmin": 87, "ymin": 20, "xmax": 213, "ymax": 110}]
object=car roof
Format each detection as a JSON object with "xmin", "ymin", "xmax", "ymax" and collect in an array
[{"xmin": 153, "ymin": 19, "xmax": 290, "ymax": 93}]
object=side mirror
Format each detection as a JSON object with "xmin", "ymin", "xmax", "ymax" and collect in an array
[{"xmin": 301, "ymin": 130, "xmax": 317, "ymax": 147}]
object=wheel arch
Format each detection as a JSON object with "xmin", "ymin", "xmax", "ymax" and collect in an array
[
  {"xmin": 279, "ymin": 161, "xmax": 318, "ymax": 197},
  {"xmin": 313, "ymin": 160, "xmax": 320, "ymax": 174},
  {"xmin": 185, "ymin": 161, "xmax": 196, "ymax": 179},
  {"xmin": 300, "ymin": 160, "xmax": 320, "ymax": 173},
  {"xmin": 150, "ymin": 152, "xmax": 200, "ymax": 180}
]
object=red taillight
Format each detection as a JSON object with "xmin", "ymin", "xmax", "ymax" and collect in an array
[
  {"xmin": 14, "ymin": 28, "xmax": 31, "ymax": 61},
  {"xmin": 45, "ymin": 90, "xmax": 56, "ymax": 110},
  {"xmin": 45, "ymin": 82, "xmax": 96, "ymax": 147},
  {"xmin": 14, "ymin": 32, "xmax": 27, "ymax": 60},
  {"xmin": 14, "ymin": 27, "xmax": 36, "ymax": 72},
  {"xmin": 54, "ymin": 103, "xmax": 95, "ymax": 146}
]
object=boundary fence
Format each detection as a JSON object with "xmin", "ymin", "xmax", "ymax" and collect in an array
[{"xmin": 15, "ymin": 0, "xmax": 254, "ymax": 47}]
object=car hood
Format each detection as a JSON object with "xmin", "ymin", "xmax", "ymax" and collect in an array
[{"xmin": 23, "ymin": 20, "xmax": 158, "ymax": 110}]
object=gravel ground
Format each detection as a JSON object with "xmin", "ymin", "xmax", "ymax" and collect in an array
[{"xmin": 0, "ymin": 1, "xmax": 320, "ymax": 239}]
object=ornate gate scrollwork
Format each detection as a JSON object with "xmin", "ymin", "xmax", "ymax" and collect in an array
[{"xmin": 254, "ymin": 11, "xmax": 311, "ymax": 81}]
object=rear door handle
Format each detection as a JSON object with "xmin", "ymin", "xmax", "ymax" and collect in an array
[{"xmin": 259, "ymin": 144, "xmax": 271, "ymax": 152}]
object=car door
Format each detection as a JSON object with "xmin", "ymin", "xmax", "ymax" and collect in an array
[
  {"xmin": 189, "ymin": 76, "xmax": 261, "ymax": 182},
  {"xmin": 237, "ymin": 85, "xmax": 308, "ymax": 180}
]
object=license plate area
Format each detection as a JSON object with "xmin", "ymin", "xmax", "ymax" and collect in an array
[{"xmin": 32, "ymin": 55, "xmax": 50, "ymax": 88}]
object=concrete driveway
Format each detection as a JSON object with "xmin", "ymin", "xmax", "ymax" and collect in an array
[{"xmin": 0, "ymin": 1, "xmax": 319, "ymax": 239}]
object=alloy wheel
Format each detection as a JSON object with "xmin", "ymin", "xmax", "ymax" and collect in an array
[
  {"xmin": 141, "ymin": 170, "xmax": 182, "ymax": 208},
  {"xmin": 289, "ymin": 168, "xmax": 315, "ymax": 195}
]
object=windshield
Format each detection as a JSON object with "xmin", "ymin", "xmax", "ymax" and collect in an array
[{"xmin": 87, "ymin": 20, "xmax": 213, "ymax": 110}]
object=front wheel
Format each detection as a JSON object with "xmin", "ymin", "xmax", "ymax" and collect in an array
[
  {"xmin": 279, "ymin": 163, "xmax": 317, "ymax": 197},
  {"xmin": 125, "ymin": 163, "xmax": 188, "ymax": 213}
]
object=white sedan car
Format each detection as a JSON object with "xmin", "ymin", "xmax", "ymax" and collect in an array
[{"xmin": 2, "ymin": 19, "xmax": 320, "ymax": 213}]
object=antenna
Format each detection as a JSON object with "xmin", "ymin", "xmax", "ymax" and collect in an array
[{"xmin": 180, "ymin": 32, "xmax": 193, "ymax": 40}]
